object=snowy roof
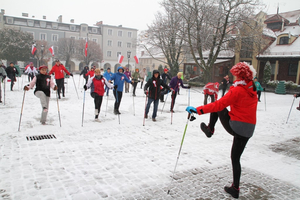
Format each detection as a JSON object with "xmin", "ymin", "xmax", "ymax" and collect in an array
[
  {"xmin": 258, "ymin": 26, "xmax": 300, "ymax": 58},
  {"xmin": 263, "ymin": 28, "xmax": 277, "ymax": 39},
  {"xmin": 266, "ymin": 9, "xmax": 300, "ymax": 24}
]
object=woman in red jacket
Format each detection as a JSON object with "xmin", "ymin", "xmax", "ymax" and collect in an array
[{"xmin": 186, "ymin": 62, "xmax": 258, "ymax": 199}]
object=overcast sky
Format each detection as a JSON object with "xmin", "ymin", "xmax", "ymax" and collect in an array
[{"xmin": 1, "ymin": 0, "xmax": 300, "ymax": 31}]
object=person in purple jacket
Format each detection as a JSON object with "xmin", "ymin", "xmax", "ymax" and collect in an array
[
  {"xmin": 124, "ymin": 67, "xmax": 131, "ymax": 93},
  {"xmin": 169, "ymin": 72, "xmax": 190, "ymax": 112}
]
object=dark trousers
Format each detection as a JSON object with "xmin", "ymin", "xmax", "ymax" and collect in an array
[
  {"xmin": 207, "ymin": 108, "xmax": 249, "ymax": 188},
  {"xmin": 132, "ymin": 82, "xmax": 138, "ymax": 95},
  {"xmin": 10, "ymin": 77, "xmax": 15, "ymax": 91},
  {"xmin": 170, "ymin": 91, "xmax": 177, "ymax": 111},
  {"xmin": 28, "ymin": 74, "xmax": 34, "ymax": 82},
  {"xmin": 145, "ymin": 98, "xmax": 159, "ymax": 119},
  {"xmin": 222, "ymin": 85, "xmax": 227, "ymax": 97},
  {"xmin": 204, "ymin": 94, "xmax": 215, "ymax": 105},
  {"xmin": 257, "ymin": 91, "xmax": 261, "ymax": 101},
  {"xmin": 140, "ymin": 81, "xmax": 143, "ymax": 89},
  {"xmin": 91, "ymin": 93, "xmax": 103, "ymax": 113},
  {"xmin": 113, "ymin": 90, "xmax": 123, "ymax": 110},
  {"xmin": 56, "ymin": 78, "xmax": 65, "ymax": 98},
  {"xmin": 84, "ymin": 76, "xmax": 88, "ymax": 84}
]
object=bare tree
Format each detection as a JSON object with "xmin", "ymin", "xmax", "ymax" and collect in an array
[
  {"xmin": 159, "ymin": 0, "xmax": 262, "ymax": 82},
  {"xmin": 34, "ymin": 40, "xmax": 51, "ymax": 66},
  {"xmin": 139, "ymin": 6, "xmax": 188, "ymax": 76},
  {"xmin": 56, "ymin": 38, "xmax": 76, "ymax": 69},
  {"xmin": 76, "ymin": 39, "xmax": 103, "ymax": 67}
]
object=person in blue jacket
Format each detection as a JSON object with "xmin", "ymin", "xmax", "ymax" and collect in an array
[
  {"xmin": 110, "ymin": 66, "xmax": 134, "ymax": 114},
  {"xmin": 103, "ymin": 67, "xmax": 113, "ymax": 96}
]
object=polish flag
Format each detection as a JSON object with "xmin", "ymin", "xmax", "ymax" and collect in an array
[
  {"xmin": 49, "ymin": 46, "xmax": 54, "ymax": 56},
  {"xmin": 85, "ymin": 38, "xmax": 88, "ymax": 57},
  {"xmin": 134, "ymin": 55, "xmax": 139, "ymax": 64},
  {"xmin": 31, "ymin": 44, "xmax": 37, "ymax": 55},
  {"xmin": 118, "ymin": 54, "xmax": 124, "ymax": 64}
]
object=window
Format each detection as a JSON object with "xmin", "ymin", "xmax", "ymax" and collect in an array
[
  {"xmin": 81, "ymin": 26, "xmax": 87, "ymax": 32},
  {"xmin": 27, "ymin": 32, "xmax": 35, "ymax": 39},
  {"xmin": 279, "ymin": 36, "xmax": 289, "ymax": 45},
  {"xmin": 107, "ymin": 51, "xmax": 112, "ymax": 57},
  {"xmin": 40, "ymin": 21, "xmax": 46, "ymax": 28},
  {"xmin": 107, "ymin": 40, "xmax": 112, "ymax": 46},
  {"xmin": 70, "ymin": 25, "xmax": 76, "ymax": 31},
  {"xmin": 118, "ymin": 31, "xmax": 122, "ymax": 37},
  {"xmin": 52, "ymin": 23, "xmax": 58, "ymax": 29},
  {"xmin": 52, "ymin": 34, "xmax": 58, "ymax": 42},
  {"xmin": 288, "ymin": 63, "xmax": 298, "ymax": 76},
  {"xmin": 128, "ymin": 32, "xmax": 132, "ymax": 38},
  {"xmin": 92, "ymin": 28, "xmax": 97, "ymax": 33},
  {"xmin": 70, "ymin": 36, "xmax": 76, "ymax": 40},
  {"xmin": 27, "ymin": 20, "xmax": 34, "ymax": 27},
  {"xmin": 108, "ymin": 29, "xmax": 113, "ymax": 35},
  {"xmin": 127, "ymin": 43, "xmax": 131, "ymax": 48},
  {"xmin": 40, "ymin": 33, "xmax": 46, "ymax": 41},
  {"xmin": 7, "ymin": 17, "xmax": 13, "ymax": 24},
  {"xmin": 117, "ymin": 41, "xmax": 122, "ymax": 47},
  {"xmin": 92, "ymin": 38, "xmax": 97, "ymax": 43},
  {"xmin": 117, "ymin": 52, "xmax": 121, "ymax": 57}
]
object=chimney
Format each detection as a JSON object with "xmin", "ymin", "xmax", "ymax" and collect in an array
[
  {"xmin": 43, "ymin": 16, "xmax": 46, "ymax": 20},
  {"xmin": 1, "ymin": 9, "xmax": 5, "ymax": 14},
  {"xmin": 58, "ymin": 15, "xmax": 62, "ymax": 23},
  {"xmin": 96, "ymin": 21, "xmax": 103, "ymax": 26},
  {"xmin": 70, "ymin": 19, "xmax": 74, "ymax": 23},
  {"xmin": 22, "ymin": 13, "xmax": 28, "ymax": 17}
]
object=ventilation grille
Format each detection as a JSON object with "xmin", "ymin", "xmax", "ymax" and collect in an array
[{"xmin": 26, "ymin": 135, "xmax": 56, "ymax": 141}]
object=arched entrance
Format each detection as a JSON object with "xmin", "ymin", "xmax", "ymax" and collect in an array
[
  {"xmin": 67, "ymin": 61, "xmax": 75, "ymax": 72},
  {"xmin": 104, "ymin": 63, "xmax": 112, "ymax": 71},
  {"xmin": 114, "ymin": 63, "xmax": 121, "ymax": 73},
  {"xmin": 79, "ymin": 62, "xmax": 85, "ymax": 71}
]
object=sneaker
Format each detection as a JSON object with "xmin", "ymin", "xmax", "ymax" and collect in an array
[
  {"xmin": 95, "ymin": 115, "xmax": 98, "ymax": 119},
  {"xmin": 41, "ymin": 122, "xmax": 46, "ymax": 125},
  {"xmin": 58, "ymin": 96, "xmax": 61, "ymax": 99},
  {"xmin": 297, "ymin": 107, "xmax": 300, "ymax": 111},
  {"xmin": 63, "ymin": 94, "xmax": 65, "ymax": 97},
  {"xmin": 145, "ymin": 114, "xmax": 148, "ymax": 119},
  {"xmin": 224, "ymin": 184, "xmax": 239, "ymax": 199},
  {"xmin": 160, "ymin": 100, "xmax": 164, "ymax": 102},
  {"xmin": 0, "ymin": 100, "xmax": 2, "ymax": 103},
  {"xmin": 133, "ymin": 94, "xmax": 136, "ymax": 96},
  {"xmin": 43, "ymin": 107, "xmax": 48, "ymax": 112},
  {"xmin": 116, "ymin": 110, "xmax": 121, "ymax": 114},
  {"xmin": 152, "ymin": 118, "xmax": 156, "ymax": 122},
  {"xmin": 114, "ymin": 109, "xmax": 118, "ymax": 115},
  {"xmin": 258, "ymin": 99, "xmax": 261, "ymax": 102},
  {"xmin": 170, "ymin": 110, "xmax": 175, "ymax": 113},
  {"xmin": 200, "ymin": 122, "xmax": 214, "ymax": 138}
]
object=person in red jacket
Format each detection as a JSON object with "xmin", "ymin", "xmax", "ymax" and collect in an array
[
  {"xmin": 85, "ymin": 66, "xmax": 96, "ymax": 80},
  {"xmin": 84, "ymin": 68, "xmax": 113, "ymax": 120},
  {"xmin": 48, "ymin": 59, "xmax": 73, "ymax": 99},
  {"xmin": 186, "ymin": 62, "xmax": 258, "ymax": 199},
  {"xmin": 203, "ymin": 82, "xmax": 219, "ymax": 105}
]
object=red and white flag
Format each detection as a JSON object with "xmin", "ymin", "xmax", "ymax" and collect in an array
[
  {"xmin": 134, "ymin": 55, "xmax": 139, "ymax": 64},
  {"xmin": 118, "ymin": 54, "xmax": 124, "ymax": 64},
  {"xmin": 85, "ymin": 38, "xmax": 88, "ymax": 57},
  {"xmin": 49, "ymin": 46, "xmax": 54, "ymax": 56},
  {"xmin": 31, "ymin": 44, "xmax": 37, "ymax": 55}
]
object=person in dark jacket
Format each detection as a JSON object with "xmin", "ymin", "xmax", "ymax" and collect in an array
[
  {"xmin": 169, "ymin": 72, "xmax": 190, "ymax": 112},
  {"xmin": 186, "ymin": 62, "xmax": 258, "ymax": 199},
  {"xmin": 221, "ymin": 75, "xmax": 231, "ymax": 97},
  {"xmin": 5, "ymin": 62, "xmax": 19, "ymax": 91},
  {"xmin": 110, "ymin": 66, "xmax": 133, "ymax": 114},
  {"xmin": 80, "ymin": 66, "xmax": 89, "ymax": 84},
  {"xmin": 144, "ymin": 70, "xmax": 170, "ymax": 121},
  {"xmin": 294, "ymin": 92, "xmax": 300, "ymax": 111},
  {"xmin": 0, "ymin": 62, "xmax": 7, "ymax": 103},
  {"xmin": 24, "ymin": 66, "xmax": 57, "ymax": 125},
  {"xmin": 160, "ymin": 68, "xmax": 172, "ymax": 102}
]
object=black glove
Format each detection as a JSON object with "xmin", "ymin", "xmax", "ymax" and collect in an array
[
  {"xmin": 3, "ymin": 75, "xmax": 6, "ymax": 80},
  {"xmin": 114, "ymin": 85, "xmax": 118, "ymax": 90},
  {"xmin": 144, "ymin": 90, "xmax": 148, "ymax": 96},
  {"xmin": 70, "ymin": 73, "xmax": 73, "ymax": 77},
  {"xmin": 187, "ymin": 86, "xmax": 191, "ymax": 89},
  {"xmin": 83, "ymin": 85, "xmax": 87, "ymax": 91},
  {"xmin": 263, "ymin": 88, "xmax": 265, "ymax": 91}
]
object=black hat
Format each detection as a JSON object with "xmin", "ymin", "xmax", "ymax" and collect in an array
[
  {"xmin": 107, "ymin": 67, "xmax": 111, "ymax": 70},
  {"xmin": 10, "ymin": 62, "xmax": 14, "ymax": 64},
  {"xmin": 55, "ymin": 59, "xmax": 59, "ymax": 62}
]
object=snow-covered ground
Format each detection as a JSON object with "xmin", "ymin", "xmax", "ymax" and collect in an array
[{"xmin": 0, "ymin": 74, "xmax": 299, "ymax": 199}]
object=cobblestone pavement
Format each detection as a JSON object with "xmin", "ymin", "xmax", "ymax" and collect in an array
[{"xmin": 0, "ymin": 131, "xmax": 299, "ymax": 200}]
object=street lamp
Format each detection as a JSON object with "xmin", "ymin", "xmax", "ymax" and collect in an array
[
  {"xmin": 40, "ymin": 44, "xmax": 44, "ymax": 66},
  {"xmin": 127, "ymin": 51, "xmax": 131, "ymax": 69}
]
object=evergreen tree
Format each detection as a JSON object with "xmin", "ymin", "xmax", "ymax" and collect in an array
[{"xmin": 263, "ymin": 61, "xmax": 271, "ymax": 84}]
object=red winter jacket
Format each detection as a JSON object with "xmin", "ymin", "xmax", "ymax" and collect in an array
[
  {"xmin": 48, "ymin": 64, "xmax": 70, "ymax": 79},
  {"xmin": 197, "ymin": 80, "xmax": 258, "ymax": 125},
  {"xmin": 86, "ymin": 70, "xmax": 95, "ymax": 78}
]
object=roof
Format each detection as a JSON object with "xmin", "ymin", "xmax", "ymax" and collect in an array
[
  {"xmin": 264, "ymin": 14, "xmax": 289, "ymax": 24},
  {"xmin": 265, "ymin": 9, "xmax": 300, "ymax": 24}
]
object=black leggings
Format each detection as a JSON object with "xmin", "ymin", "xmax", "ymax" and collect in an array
[
  {"xmin": 132, "ymin": 82, "xmax": 138, "ymax": 95},
  {"xmin": 56, "ymin": 78, "xmax": 65, "ymax": 97},
  {"xmin": 113, "ymin": 90, "xmax": 123, "ymax": 110},
  {"xmin": 170, "ymin": 91, "xmax": 177, "ymax": 110},
  {"xmin": 208, "ymin": 108, "xmax": 249, "ymax": 188},
  {"xmin": 91, "ymin": 93, "xmax": 103, "ymax": 113}
]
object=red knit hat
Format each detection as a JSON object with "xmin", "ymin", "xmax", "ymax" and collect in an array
[
  {"xmin": 230, "ymin": 62, "xmax": 256, "ymax": 80},
  {"xmin": 164, "ymin": 68, "xmax": 168, "ymax": 72},
  {"xmin": 39, "ymin": 65, "xmax": 48, "ymax": 70}
]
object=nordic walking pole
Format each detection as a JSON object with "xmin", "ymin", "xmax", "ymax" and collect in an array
[
  {"xmin": 115, "ymin": 89, "xmax": 120, "ymax": 124},
  {"xmin": 286, "ymin": 97, "xmax": 295, "ymax": 124},
  {"xmin": 82, "ymin": 90, "xmax": 86, "ymax": 126},
  {"xmin": 264, "ymin": 89, "xmax": 266, "ymax": 111},
  {"xmin": 167, "ymin": 113, "xmax": 192, "ymax": 194},
  {"xmin": 171, "ymin": 91, "xmax": 175, "ymax": 125},
  {"xmin": 105, "ymin": 93, "xmax": 109, "ymax": 117},
  {"xmin": 161, "ymin": 91, "xmax": 169, "ymax": 114},
  {"xmin": 56, "ymin": 91, "xmax": 62, "ymax": 127},
  {"xmin": 78, "ymin": 75, "xmax": 81, "ymax": 89},
  {"xmin": 133, "ymin": 93, "xmax": 135, "ymax": 116},
  {"xmin": 188, "ymin": 88, "xmax": 190, "ymax": 106},
  {"xmin": 3, "ymin": 80, "xmax": 6, "ymax": 105},
  {"xmin": 72, "ymin": 76, "xmax": 79, "ymax": 99},
  {"xmin": 143, "ymin": 95, "xmax": 148, "ymax": 126},
  {"xmin": 18, "ymin": 90, "xmax": 26, "ymax": 131}
]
